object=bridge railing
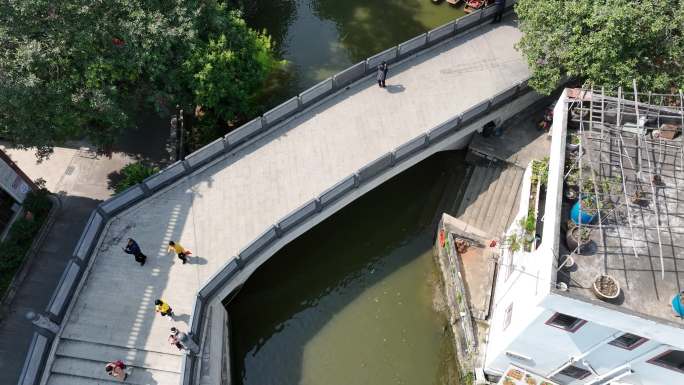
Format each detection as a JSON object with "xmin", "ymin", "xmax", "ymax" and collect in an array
[{"xmin": 18, "ymin": 2, "xmax": 521, "ymax": 385}]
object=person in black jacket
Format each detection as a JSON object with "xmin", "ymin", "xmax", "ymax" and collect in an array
[
  {"xmin": 492, "ymin": 0, "xmax": 505, "ymax": 23},
  {"xmin": 377, "ymin": 61, "xmax": 388, "ymax": 88},
  {"xmin": 123, "ymin": 238, "xmax": 147, "ymax": 266}
]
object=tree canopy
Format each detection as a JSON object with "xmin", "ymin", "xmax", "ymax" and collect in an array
[
  {"xmin": 0, "ymin": 1, "xmax": 279, "ymax": 158},
  {"xmin": 516, "ymin": 0, "xmax": 684, "ymax": 95}
]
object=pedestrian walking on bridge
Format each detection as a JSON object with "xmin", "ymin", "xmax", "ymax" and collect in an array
[
  {"xmin": 155, "ymin": 299, "xmax": 174, "ymax": 318},
  {"xmin": 492, "ymin": 0, "xmax": 505, "ymax": 23},
  {"xmin": 122, "ymin": 238, "xmax": 147, "ymax": 266},
  {"xmin": 168, "ymin": 241, "xmax": 189, "ymax": 264},
  {"xmin": 377, "ymin": 61, "xmax": 388, "ymax": 88}
]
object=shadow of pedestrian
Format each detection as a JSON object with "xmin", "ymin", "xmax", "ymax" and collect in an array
[
  {"xmin": 386, "ymin": 84, "xmax": 405, "ymax": 94},
  {"xmin": 189, "ymin": 255, "xmax": 208, "ymax": 265},
  {"xmin": 173, "ymin": 313, "xmax": 191, "ymax": 324}
]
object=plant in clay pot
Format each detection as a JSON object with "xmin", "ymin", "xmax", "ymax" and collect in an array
[
  {"xmin": 566, "ymin": 133, "xmax": 581, "ymax": 150},
  {"xmin": 593, "ymin": 274, "xmax": 620, "ymax": 300},
  {"xmin": 566, "ymin": 226, "xmax": 592, "ymax": 254}
]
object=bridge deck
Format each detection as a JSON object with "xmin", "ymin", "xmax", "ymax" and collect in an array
[{"xmin": 42, "ymin": 18, "xmax": 529, "ymax": 385}]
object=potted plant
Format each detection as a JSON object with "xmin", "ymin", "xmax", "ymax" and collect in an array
[
  {"xmin": 571, "ymin": 195, "xmax": 599, "ymax": 224},
  {"xmin": 505, "ymin": 233, "xmax": 521, "ymax": 253},
  {"xmin": 566, "ymin": 226, "xmax": 592, "ymax": 254},
  {"xmin": 630, "ymin": 190, "xmax": 648, "ymax": 206},
  {"xmin": 593, "ymin": 274, "xmax": 620, "ymax": 300},
  {"xmin": 566, "ymin": 133, "xmax": 581, "ymax": 151},
  {"xmin": 564, "ymin": 167, "xmax": 580, "ymax": 201}
]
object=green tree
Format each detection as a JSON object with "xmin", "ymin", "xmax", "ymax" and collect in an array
[
  {"xmin": 516, "ymin": 0, "xmax": 684, "ymax": 95},
  {"xmin": 184, "ymin": 10, "xmax": 283, "ymax": 135},
  {"xmin": 0, "ymin": 1, "xmax": 279, "ymax": 159}
]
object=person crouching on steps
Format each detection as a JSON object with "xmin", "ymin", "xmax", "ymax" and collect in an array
[
  {"xmin": 155, "ymin": 299, "xmax": 174, "ymax": 318},
  {"xmin": 105, "ymin": 360, "xmax": 128, "ymax": 381},
  {"xmin": 168, "ymin": 241, "xmax": 188, "ymax": 264}
]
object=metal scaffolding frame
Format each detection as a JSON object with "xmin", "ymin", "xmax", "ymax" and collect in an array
[{"xmin": 565, "ymin": 86, "xmax": 684, "ymax": 283}]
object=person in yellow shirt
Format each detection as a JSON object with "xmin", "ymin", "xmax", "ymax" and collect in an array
[
  {"xmin": 168, "ymin": 241, "xmax": 188, "ymax": 264},
  {"xmin": 155, "ymin": 299, "xmax": 174, "ymax": 318}
]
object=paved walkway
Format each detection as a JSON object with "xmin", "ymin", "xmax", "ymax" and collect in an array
[
  {"xmin": 0, "ymin": 146, "xmax": 133, "ymax": 385},
  {"xmin": 41, "ymin": 18, "xmax": 529, "ymax": 385}
]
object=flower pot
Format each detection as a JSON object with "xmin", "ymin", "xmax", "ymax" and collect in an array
[
  {"xmin": 672, "ymin": 293, "xmax": 684, "ymax": 317},
  {"xmin": 571, "ymin": 200, "xmax": 596, "ymax": 225},
  {"xmin": 593, "ymin": 274, "xmax": 620, "ymax": 300},
  {"xmin": 565, "ymin": 226, "xmax": 591, "ymax": 254},
  {"xmin": 566, "ymin": 141, "xmax": 580, "ymax": 151},
  {"xmin": 564, "ymin": 186, "xmax": 579, "ymax": 201}
]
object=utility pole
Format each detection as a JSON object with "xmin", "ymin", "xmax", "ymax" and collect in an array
[{"xmin": 178, "ymin": 106, "xmax": 185, "ymax": 161}]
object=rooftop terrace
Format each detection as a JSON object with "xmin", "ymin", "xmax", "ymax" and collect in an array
[{"xmin": 556, "ymin": 87, "xmax": 684, "ymax": 327}]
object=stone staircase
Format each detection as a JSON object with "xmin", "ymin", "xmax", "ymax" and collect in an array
[
  {"xmin": 46, "ymin": 338, "xmax": 182, "ymax": 385},
  {"xmin": 454, "ymin": 161, "xmax": 525, "ymax": 239}
]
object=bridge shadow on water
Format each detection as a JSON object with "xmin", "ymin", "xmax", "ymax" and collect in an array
[{"xmin": 227, "ymin": 151, "xmax": 468, "ymax": 385}]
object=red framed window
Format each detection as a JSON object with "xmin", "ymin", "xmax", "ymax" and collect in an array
[
  {"xmin": 545, "ymin": 312, "xmax": 586, "ymax": 332},
  {"xmin": 503, "ymin": 303, "xmax": 513, "ymax": 330},
  {"xmin": 609, "ymin": 333, "xmax": 648, "ymax": 350},
  {"xmin": 647, "ymin": 350, "xmax": 684, "ymax": 374},
  {"xmin": 556, "ymin": 365, "xmax": 592, "ymax": 380}
]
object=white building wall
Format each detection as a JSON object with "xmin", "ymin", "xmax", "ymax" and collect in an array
[
  {"xmin": 484, "ymin": 90, "xmax": 684, "ymax": 385},
  {"xmin": 485, "ymin": 90, "xmax": 569, "ymax": 373}
]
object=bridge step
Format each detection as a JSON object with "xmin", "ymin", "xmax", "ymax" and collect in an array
[
  {"xmin": 49, "ymin": 357, "xmax": 180, "ymax": 385},
  {"xmin": 56, "ymin": 338, "xmax": 182, "ymax": 373},
  {"xmin": 455, "ymin": 161, "xmax": 525, "ymax": 238}
]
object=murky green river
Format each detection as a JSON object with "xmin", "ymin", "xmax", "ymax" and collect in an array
[
  {"xmin": 244, "ymin": 0, "xmax": 465, "ymax": 106},
  {"xmin": 228, "ymin": 152, "xmax": 466, "ymax": 385}
]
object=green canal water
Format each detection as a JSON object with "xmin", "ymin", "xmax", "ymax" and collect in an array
[
  {"xmin": 228, "ymin": 152, "xmax": 467, "ymax": 385},
  {"xmin": 244, "ymin": 0, "xmax": 465, "ymax": 105}
]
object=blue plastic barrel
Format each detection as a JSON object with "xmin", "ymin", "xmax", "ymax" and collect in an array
[
  {"xmin": 672, "ymin": 294, "xmax": 684, "ymax": 317},
  {"xmin": 571, "ymin": 200, "xmax": 596, "ymax": 225}
]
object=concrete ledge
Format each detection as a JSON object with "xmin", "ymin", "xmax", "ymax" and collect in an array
[
  {"xmin": 482, "ymin": 5, "xmax": 499, "ymax": 19},
  {"xmin": 428, "ymin": 115, "xmax": 462, "ymax": 142},
  {"xmin": 46, "ymin": 260, "xmax": 81, "ymax": 320},
  {"xmin": 185, "ymin": 137, "xmax": 225, "ymax": 169},
  {"xmin": 358, "ymin": 153, "xmax": 394, "ymax": 182},
  {"xmin": 366, "ymin": 47, "xmax": 398, "ymax": 70},
  {"xmin": 237, "ymin": 226, "xmax": 278, "ymax": 264},
  {"xmin": 333, "ymin": 61, "xmax": 366, "ymax": 88},
  {"xmin": 461, "ymin": 99, "xmax": 491, "ymax": 123},
  {"xmin": 318, "ymin": 175, "xmax": 357, "ymax": 207},
  {"xmin": 398, "ymin": 33, "xmax": 427, "ymax": 56},
  {"xmin": 263, "ymin": 97, "xmax": 300, "ymax": 127},
  {"xmin": 456, "ymin": 11, "xmax": 482, "ymax": 30},
  {"xmin": 225, "ymin": 118, "xmax": 264, "ymax": 147},
  {"xmin": 300, "ymin": 78, "xmax": 333, "ymax": 106},
  {"xmin": 199, "ymin": 259, "xmax": 240, "ymax": 300},
  {"xmin": 189, "ymin": 295, "xmax": 204, "ymax": 336},
  {"xmin": 181, "ymin": 354, "xmax": 194, "ymax": 385},
  {"xmin": 74, "ymin": 211, "xmax": 104, "ymax": 261},
  {"xmin": 395, "ymin": 134, "xmax": 429, "ymax": 162},
  {"xmin": 277, "ymin": 199, "xmax": 319, "ymax": 233},
  {"xmin": 17, "ymin": 332, "xmax": 50, "ymax": 385},
  {"xmin": 99, "ymin": 185, "xmax": 144, "ymax": 215},
  {"xmin": 428, "ymin": 21, "xmax": 455, "ymax": 43},
  {"xmin": 144, "ymin": 161, "xmax": 187, "ymax": 191},
  {"xmin": 491, "ymin": 86, "xmax": 519, "ymax": 108}
]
